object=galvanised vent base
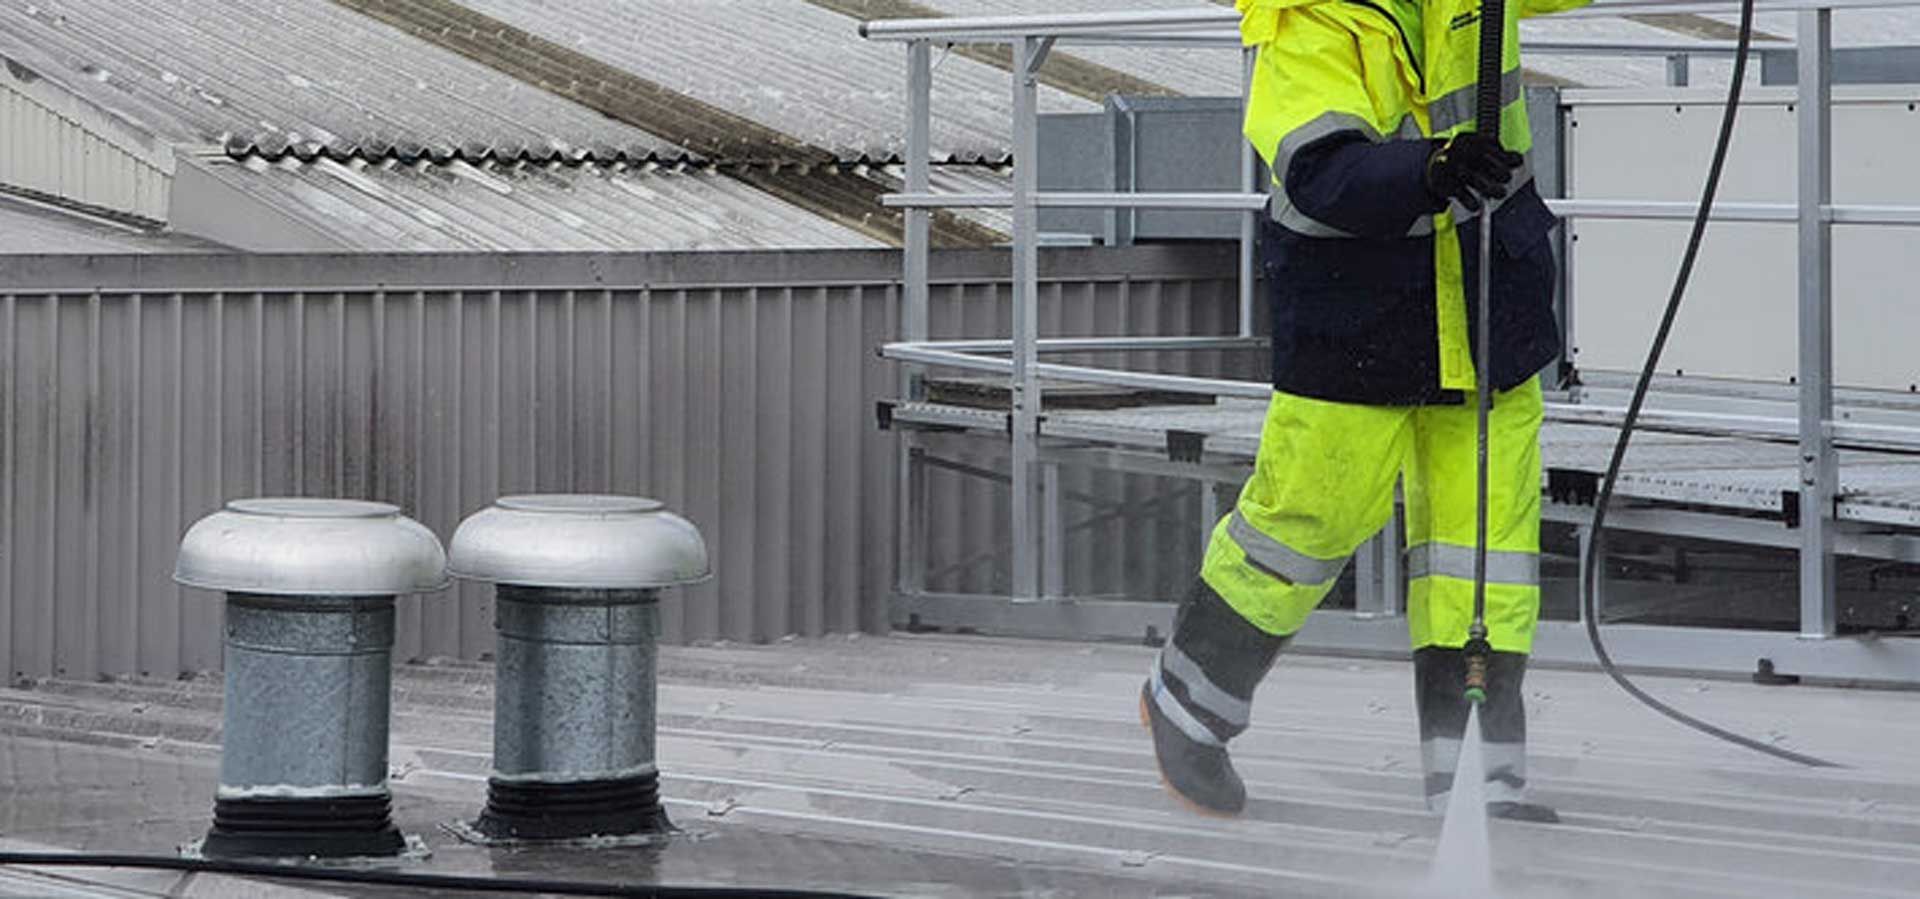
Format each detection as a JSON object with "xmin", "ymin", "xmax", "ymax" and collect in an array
[
  {"xmin": 201, "ymin": 794, "xmax": 406, "ymax": 860},
  {"xmin": 174, "ymin": 499, "xmax": 447, "ymax": 861},
  {"xmin": 472, "ymin": 772, "xmax": 671, "ymax": 843}
]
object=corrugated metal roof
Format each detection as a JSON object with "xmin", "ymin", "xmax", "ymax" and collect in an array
[
  {"xmin": 185, "ymin": 153, "xmax": 885, "ymax": 251},
  {"xmin": 3, "ymin": 634, "xmax": 1920, "ymax": 897},
  {"xmin": 0, "ymin": 193, "xmax": 219, "ymax": 253},
  {"xmin": 450, "ymin": 0, "xmax": 1096, "ymax": 163},
  {"xmin": 0, "ymin": 0, "xmax": 682, "ymax": 161}
]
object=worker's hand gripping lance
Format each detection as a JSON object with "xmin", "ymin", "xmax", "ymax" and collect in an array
[{"xmin": 1465, "ymin": 0, "xmax": 1509, "ymax": 708}]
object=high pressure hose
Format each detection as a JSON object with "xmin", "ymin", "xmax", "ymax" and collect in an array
[
  {"xmin": 0, "ymin": 851, "xmax": 875, "ymax": 898},
  {"xmin": 1575, "ymin": 0, "xmax": 1842, "ymax": 769}
]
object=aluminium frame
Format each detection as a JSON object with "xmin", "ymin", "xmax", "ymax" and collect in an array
[{"xmin": 864, "ymin": 0, "xmax": 1920, "ymax": 682}]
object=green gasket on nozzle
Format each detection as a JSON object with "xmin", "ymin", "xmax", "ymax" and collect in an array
[{"xmin": 1463, "ymin": 623, "xmax": 1491, "ymax": 706}]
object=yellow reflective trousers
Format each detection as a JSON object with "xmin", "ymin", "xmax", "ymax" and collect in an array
[{"xmin": 1200, "ymin": 378, "xmax": 1543, "ymax": 654}]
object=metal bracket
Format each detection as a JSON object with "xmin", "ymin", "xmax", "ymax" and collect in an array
[
  {"xmin": 1547, "ymin": 467, "xmax": 1600, "ymax": 506},
  {"xmin": 877, "ymin": 401, "xmax": 896, "ymax": 431},
  {"xmin": 1166, "ymin": 430, "xmax": 1207, "ymax": 464},
  {"xmin": 1003, "ymin": 412, "xmax": 1047, "ymax": 436},
  {"xmin": 1025, "ymin": 36, "xmax": 1057, "ymax": 76},
  {"xmin": 1782, "ymin": 489, "xmax": 1803, "ymax": 528}
]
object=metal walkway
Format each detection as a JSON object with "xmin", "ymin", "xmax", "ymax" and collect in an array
[
  {"xmin": 895, "ymin": 396, "xmax": 1920, "ymax": 528},
  {"xmin": 887, "ymin": 393, "xmax": 1920, "ymax": 683}
]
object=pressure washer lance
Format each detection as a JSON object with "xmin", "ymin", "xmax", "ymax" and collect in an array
[{"xmin": 1464, "ymin": 0, "xmax": 1508, "ymax": 709}]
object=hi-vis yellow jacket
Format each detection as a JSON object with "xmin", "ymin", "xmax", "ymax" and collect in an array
[{"xmin": 1237, "ymin": 0, "xmax": 1588, "ymax": 405}]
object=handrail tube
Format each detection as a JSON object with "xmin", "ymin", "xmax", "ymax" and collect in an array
[
  {"xmin": 883, "ymin": 341, "xmax": 1920, "ymax": 449},
  {"xmin": 883, "ymin": 192, "xmax": 1920, "ymax": 225},
  {"xmin": 860, "ymin": 9, "xmax": 1235, "ymax": 41},
  {"xmin": 882, "ymin": 343, "xmax": 1274, "ymax": 399},
  {"xmin": 860, "ymin": 0, "xmax": 1920, "ymax": 41},
  {"xmin": 863, "ymin": 28, "xmax": 1784, "ymax": 52},
  {"xmin": 881, "ymin": 192, "xmax": 1269, "ymax": 210},
  {"xmin": 899, "ymin": 336, "xmax": 1269, "ymax": 354}
]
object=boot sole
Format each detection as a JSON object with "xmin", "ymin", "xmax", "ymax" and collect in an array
[{"xmin": 1139, "ymin": 691, "xmax": 1243, "ymax": 820}]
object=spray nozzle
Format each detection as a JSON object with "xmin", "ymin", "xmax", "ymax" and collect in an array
[{"xmin": 1463, "ymin": 624, "xmax": 1491, "ymax": 706}]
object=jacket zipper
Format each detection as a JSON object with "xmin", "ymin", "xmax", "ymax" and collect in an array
[{"xmin": 1342, "ymin": 0, "xmax": 1426, "ymax": 93}]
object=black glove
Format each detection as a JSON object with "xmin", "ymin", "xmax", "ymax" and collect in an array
[{"xmin": 1425, "ymin": 133, "xmax": 1523, "ymax": 213}]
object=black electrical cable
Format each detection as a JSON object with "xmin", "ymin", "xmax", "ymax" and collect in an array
[
  {"xmin": 0, "ymin": 851, "xmax": 877, "ymax": 899},
  {"xmin": 1578, "ymin": 0, "xmax": 1841, "ymax": 770}
]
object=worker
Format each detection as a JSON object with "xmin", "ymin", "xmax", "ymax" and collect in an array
[{"xmin": 1141, "ymin": 0, "xmax": 1587, "ymax": 822}]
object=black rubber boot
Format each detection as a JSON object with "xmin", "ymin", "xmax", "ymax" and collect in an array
[
  {"xmin": 1140, "ymin": 581, "xmax": 1287, "ymax": 818},
  {"xmin": 1140, "ymin": 683, "xmax": 1246, "ymax": 816}
]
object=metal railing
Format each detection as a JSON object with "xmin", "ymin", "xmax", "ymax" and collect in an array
[{"xmin": 862, "ymin": 0, "xmax": 1920, "ymax": 647}]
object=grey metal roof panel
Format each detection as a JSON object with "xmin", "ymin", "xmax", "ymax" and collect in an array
[
  {"xmin": 450, "ymin": 0, "xmax": 1096, "ymax": 162},
  {"xmin": 0, "ymin": 0, "xmax": 683, "ymax": 161},
  {"xmin": 0, "ymin": 194, "xmax": 219, "ymax": 253},
  {"xmin": 186, "ymin": 154, "xmax": 884, "ymax": 251},
  {"xmin": 4, "ymin": 635, "xmax": 1920, "ymax": 897}
]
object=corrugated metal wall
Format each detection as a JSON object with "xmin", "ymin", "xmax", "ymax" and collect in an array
[
  {"xmin": 0, "ymin": 247, "xmax": 1242, "ymax": 681},
  {"xmin": 0, "ymin": 71, "xmax": 172, "ymax": 222}
]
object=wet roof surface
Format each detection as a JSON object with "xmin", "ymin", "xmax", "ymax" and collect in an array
[{"xmin": 3, "ymin": 633, "xmax": 1919, "ymax": 897}]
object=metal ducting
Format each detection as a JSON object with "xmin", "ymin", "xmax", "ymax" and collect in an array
[{"xmin": 448, "ymin": 494, "xmax": 709, "ymax": 844}]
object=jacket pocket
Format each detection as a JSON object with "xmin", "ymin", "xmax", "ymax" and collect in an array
[
  {"xmin": 1485, "ymin": 186, "xmax": 1563, "ymax": 387},
  {"xmin": 1266, "ymin": 223, "xmax": 1426, "ymax": 337}
]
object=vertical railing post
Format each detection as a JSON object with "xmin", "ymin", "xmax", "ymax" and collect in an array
[
  {"xmin": 897, "ymin": 39, "xmax": 933, "ymax": 602},
  {"xmin": 1666, "ymin": 53, "xmax": 1691, "ymax": 87},
  {"xmin": 1010, "ymin": 36, "xmax": 1044, "ymax": 602},
  {"xmin": 1797, "ymin": 7, "xmax": 1838, "ymax": 639},
  {"xmin": 1042, "ymin": 463, "xmax": 1066, "ymax": 598},
  {"xmin": 1381, "ymin": 504, "xmax": 1404, "ymax": 617},
  {"xmin": 1238, "ymin": 45, "xmax": 1260, "ymax": 338}
]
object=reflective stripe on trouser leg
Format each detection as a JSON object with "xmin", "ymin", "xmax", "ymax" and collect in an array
[
  {"xmin": 1201, "ymin": 390, "xmax": 1413, "ymax": 637},
  {"xmin": 1404, "ymin": 377, "xmax": 1544, "ymax": 654},
  {"xmin": 1155, "ymin": 581, "xmax": 1288, "ymax": 744},
  {"xmin": 1415, "ymin": 647, "xmax": 1531, "ymax": 810}
]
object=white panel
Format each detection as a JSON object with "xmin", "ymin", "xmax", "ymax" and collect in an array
[
  {"xmin": 0, "ymin": 70, "xmax": 173, "ymax": 221},
  {"xmin": 1567, "ymin": 90, "xmax": 1920, "ymax": 392}
]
